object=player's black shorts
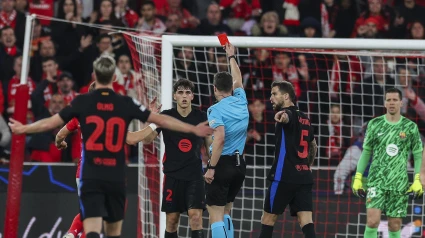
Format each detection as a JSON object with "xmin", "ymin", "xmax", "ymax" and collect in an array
[
  {"xmin": 161, "ymin": 176, "xmax": 206, "ymax": 213},
  {"xmin": 79, "ymin": 179, "xmax": 126, "ymax": 222},
  {"xmin": 206, "ymin": 155, "xmax": 246, "ymax": 206},
  {"xmin": 264, "ymin": 181, "xmax": 313, "ymax": 216}
]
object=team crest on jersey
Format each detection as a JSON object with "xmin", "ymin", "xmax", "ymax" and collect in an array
[{"xmin": 399, "ymin": 132, "xmax": 406, "ymax": 139}]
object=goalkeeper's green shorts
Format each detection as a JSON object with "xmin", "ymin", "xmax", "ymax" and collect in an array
[{"xmin": 365, "ymin": 186, "xmax": 408, "ymax": 217}]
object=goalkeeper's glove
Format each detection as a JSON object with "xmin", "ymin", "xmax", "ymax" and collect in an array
[
  {"xmin": 406, "ymin": 174, "xmax": 424, "ymax": 199},
  {"xmin": 352, "ymin": 172, "xmax": 366, "ymax": 198}
]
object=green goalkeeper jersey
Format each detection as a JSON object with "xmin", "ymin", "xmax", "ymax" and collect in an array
[{"xmin": 364, "ymin": 115, "xmax": 422, "ymax": 192}]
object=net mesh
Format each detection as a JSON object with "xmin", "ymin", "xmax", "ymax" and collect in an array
[{"xmin": 124, "ymin": 33, "xmax": 425, "ymax": 237}]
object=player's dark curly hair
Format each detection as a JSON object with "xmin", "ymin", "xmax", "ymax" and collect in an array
[
  {"xmin": 173, "ymin": 79, "xmax": 195, "ymax": 93},
  {"xmin": 271, "ymin": 81, "xmax": 296, "ymax": 102},
  {"xmin": 213, "ymin": 72, "xmax": 233, "ymax": 93},
  {"xmin": 385, "ymin": 88, "xmax": 403, "ymax": 100}
]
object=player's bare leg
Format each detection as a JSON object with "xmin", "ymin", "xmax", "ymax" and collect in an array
[
  {"xmin": 104, "ymin": 220, "xmax": 123, "ymax": 237},
  {"xmin": 297, "ymin": 211, "xmax": 315, "ymax": 238},
  {"xmin": 364, "ymin": 208, "xmax": 381, "ymax": 238},
  {"xmin": 223, "ymin": 203, "xmax": 234, "ymax": 238},
  {"xmin": 165, "ymin": 212, "xmax": 180, "ymax": 238},
  {"xmin": 207, "ymin": 205, "xmax": 227, "ymax": 237},
  {"xmin": 83, "ymin": 217, "xmax": 102, "ymax": 238},
  {"xmin": 259, "ymin": 211, "xmax": 278, "ymax": 238},
  {"xmin": 188, "ymin": 209, "xmax": 204, "ymax": 238},
  {"xmin": 387, "ymin": 217, "xmax": 402, "ymax": 238}
]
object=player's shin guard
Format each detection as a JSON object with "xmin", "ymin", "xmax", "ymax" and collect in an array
[
  {"xmin": 223, "ymin": 214, "xmax": 234, "ymax": 238},
  {"xmin": 191, "ymin": 230, "xmax": 204, "ymax": 238},
  {"xmin": 211, "ymin": 221, "xmax": 228, "ymax": 238},
  {"xmin": 301, "ymin": 223, "xmax": 316, "ymax": 238},
  {"xmin": 259, "ymin": 224, "xmax": 274, "ymax": 238},
  {"xmin": 364, "ymin": 226, "xmax": 378, "ymax": 238},
  {"xmin": 165, "ymin": 231, "xmax": 178, "ymax": 238},
  {"xmin": 389, "ymin": 230, "xmax": 401, "ymax": 238},
  {"xmin": 85, "ymin": 233, "xmax": 100, "ymax": 238},
  {"xmin": 68, "ymin": 213, "xmax": 83, "ymax": 236}
]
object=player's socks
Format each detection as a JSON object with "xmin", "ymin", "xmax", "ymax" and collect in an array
[
  {"xmin": 259, "ymin": 224, "xmax": 274, "ymax": 238},
  {"xmin": 389, "ymin": 230, "xmax": 401, "ymax": 238},
  {"xmin": 67, "ymin": 214, "xmax": 83, "ymax": 237},
  {"xmin": 191, "ymin": 230, "xmax": 204, "ymax": 238},
  {"xmin": 106, "ymin": 236, "xmax": 120, "ymax": 238},
  {"xmin": 85, "ymin": 233, "xmax": 100, "ymax": 238},
  {"xmin": 301, "ymin": 223, "xmax": 316, "ymax": 238},
  {"xmin": 165, "ymin": 231, "xmax": 178, "ymax": 238},
  {"xmin": 211, "ymin": 221, "xmax": 228, "ymax": 238},
  {"xmin": 364, "ymin": 226, "xmax": 378, "ymax": 238},
  {"xmin": 223, "ymin": 214, "xmax": 234, "ymax": 238}
]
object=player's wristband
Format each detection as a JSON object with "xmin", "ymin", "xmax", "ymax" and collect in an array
[
  {"xmin": 228, "ymin": 55, "xmax": 236, "ymax": 61},
  {"xmin": 148, "ymin": 123, "xmax": 157, "ymax": 131},
  {"xmin": 207, "ymin": 163, "xmax": 216, "ymax": 170}
]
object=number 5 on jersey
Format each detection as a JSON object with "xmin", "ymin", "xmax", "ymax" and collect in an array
[
  {"xmin": 298, "ymin": 129, "xmax": 309, "ymax": 159},
  {"xmin": 86, "ymin": 116, "xmax": 126, "ymax": 152}
]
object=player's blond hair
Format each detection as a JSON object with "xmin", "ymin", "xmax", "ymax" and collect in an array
[{"xmin": 93, "ymin": 55, "xmax": 116, "ymax": 85}]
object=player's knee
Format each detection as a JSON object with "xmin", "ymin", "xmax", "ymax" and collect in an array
[
  {"xmin": 188, "ymin": 211, "xmax": 203, "ymax": 229},
  {"xmin": 166, "ymin": 213, "xmax": 180, "ymax": 232},
  {"xmin": 104, "ymin": 221, "xmax": 122, "ymax": 236},
  {"xmin": 297, "ymin": 212, "xmax": 313, "ymax": 227},
  {"xmin": 224, "ymin": 203, "xmax": 233, "ymax": 215},
  {"xmin": 261, "ymin": 212, "xmax": 278, "ymax": 226},
  {"xmin": 366, "ymin": 217, "xmax": 380, "ymax": 228},
  {"xmin": 388, "ymin": 219, "xmax": 402, "ymax": 232}
]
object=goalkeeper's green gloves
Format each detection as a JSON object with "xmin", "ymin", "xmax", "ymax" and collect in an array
[
  {"xmin": 406, "ymin": 174, "xmax": 423, "ymax": 199},
  {"xmin": 352, "ymin": 172, "xmax": 366, "ymax": 198}
]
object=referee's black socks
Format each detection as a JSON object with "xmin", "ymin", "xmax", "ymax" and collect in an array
[
  {"xmin": 259, "ymin": 224, "xmax": 274, "ymax": 238},
  {"xmin": 165, "ymin": 231, "xmax": 178, "ymax": 238},
  {"xmin": 302, "ymin": 223, "xmax": 316, "ymax": 238},
  {"xmin": 192, "ymin": 229, "xmax": 204, "ymax": 238}
]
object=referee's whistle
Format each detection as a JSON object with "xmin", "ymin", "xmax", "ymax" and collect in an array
[{"xmin": 235, "ymin": 150, "xmax": 240, "ymax": 166}]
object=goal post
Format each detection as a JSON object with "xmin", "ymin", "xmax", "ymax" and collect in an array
[{"xmin": 125, "ymin": 32, "xmax": 425, "ymax": 237}]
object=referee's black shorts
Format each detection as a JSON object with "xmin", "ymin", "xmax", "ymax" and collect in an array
[
  {"xmin": 206, "ymin": 155, "xmax": 246, "ymax": 206},
  {"xmin": 79, "ymin": 179, "xmax": 126, "ymax": 223},
  {"xmin": 263, "ymin": 180, "xmax": 313, "ymax": 216}
]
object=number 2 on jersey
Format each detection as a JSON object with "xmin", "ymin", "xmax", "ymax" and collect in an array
[
  {"xmin": 298, "ymin": 129, "xmax": 309, "ymax": 159},
  {"xmin": 86, "ymin": 116, "xmax": 126, "ymax": 152}
]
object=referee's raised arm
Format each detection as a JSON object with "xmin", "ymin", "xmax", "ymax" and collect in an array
[{"xmin": 224, "ymin": 43, "xmax": 243, "ymax": 90}]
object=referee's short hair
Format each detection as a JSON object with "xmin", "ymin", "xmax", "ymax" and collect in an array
[
  {"xmin": 173, "ymin": 78, "xmax": 195, "ymax": 93},
  {"xmin": 93, "ymin": 55, "xmax": 116, "ymax": 85},
  {"xmin": 271, "ymin": 81, "xmax": 296, "ymax": 102},
  {"xmin": 385, "ymin": 88, "xmax": 402, "ymax": 100},
  {"xmin": 213, "ymin": 72, "xmax": 233, "ymax": 93}
]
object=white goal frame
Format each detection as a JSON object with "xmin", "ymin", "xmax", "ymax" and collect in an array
[{"xmin": 159, "ymin": 35, "xmax": 425, "ymax": 238}]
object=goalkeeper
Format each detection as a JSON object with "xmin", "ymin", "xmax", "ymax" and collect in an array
[{"xmin": 352, "ymin": 88, "xmax": 423, "ymax": 238}]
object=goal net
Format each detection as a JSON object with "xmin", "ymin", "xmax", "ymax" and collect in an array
[{"xmin": 123, "ymin": 34, "xmax": 425, "ymax": 238}]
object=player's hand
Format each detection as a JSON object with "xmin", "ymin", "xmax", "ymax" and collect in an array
[
  {"xmin": 194, "ymin": 121, "xmax": 214, "ymax": 137},
  {"xmin": 352, "ymin": 172, "xmax": 366, "ymax": 198},
  {"xmin": 224, "ymin": 43, "xmax": 235, "ymax": 57},
  {"xmin": 204, "ymin": 169, "xmax": 215, "ymax": 184},
  {"xmin": 149, "ymin": 97, "xmax": 162, "ymax": 114},
  {"xmin": 8, "ymin": 118, "xmax": 26, "ymax": 135},
  {"xmin": 406, "ymin": 174, "xmax": 424, "ymax": 199},
  {"xmin": 55, "ymin": 141, "xmax": 68, "ymax": 150},
  {"xmin": 274, "ymin": 110, "xmax": 288, "ymax": 123}
]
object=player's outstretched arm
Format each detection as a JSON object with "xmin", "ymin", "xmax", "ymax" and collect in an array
[
  {"xmin": 204, "ymin": 135, "xmax": 213, "ymax": 160},
  {"xmin": 147, "ymin": 113, "xmax": 213, "ymax": 137},
  {"xmin": 224, "ymin": 43, "xmax": 243, "ymax": 90},
  {"xmin": 9, "ymin": 114, "xmax": 64, "ymax": 135},
  {"xmin": 307, "ymin": 139, "xmax": 317, "ymax": 166},
  {"xmin": 55, "ymin": 126, "xmax": 71, "ymax": 150},
  {"xmin": 126, "ymin": 125, "xmax": 159, "ymax": 145}
]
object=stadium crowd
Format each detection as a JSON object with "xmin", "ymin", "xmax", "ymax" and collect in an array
[{"xmin": 0, "ymin": 0, "xmax": 425, "ymax": 178}]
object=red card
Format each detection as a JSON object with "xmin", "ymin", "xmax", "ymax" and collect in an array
[{"xmin": 217, "ymin": 33, "xmax": 230, "ymax": 46}]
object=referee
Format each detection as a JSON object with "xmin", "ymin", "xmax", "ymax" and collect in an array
[
  {"xmin": 259, "ymin": 81, "xmax": 317, "ymax": 238},
  {"xmin": 204, "ymin": 43, "xmax": 249, "ymax": 238}
]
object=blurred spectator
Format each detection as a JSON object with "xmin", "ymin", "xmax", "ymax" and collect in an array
[
  {"xmin": 251, "ymin": 11, "xmax": 288, "ymax": 37},
  {"xmin": 392, "ymin": 0, "xmax": 425, "ymax": 38},
  {"xmin": 0, "ymin": 26, "xmax": 21, "ymax": 85},
  {"xmin": 157, "ymin": 0, "xmax": 200, "ymax": 29},
  {"xmin": 299, "ymin": 17, "xmax": 322, "ymax": 37},
  {"xmin": 114, "ymin": 0, "xmax": 138, "ymax": 28},
  {"xmin": 319, "ymin": 104, "xmax": 352, "ymax": 163},
  {"xmin": 356, "ymin": 15, "xmax": 383, "ymax": 38},
  {"xmin": 333, "ymin": 0, "xmax": 358, "ymax": 38},
  {"xmin": 136, "ymin": 1, "xmax": 166, "ymax": 35},
  {"xmin": 28, "ymin": 0, "xmax": 54, "ymax": 26},
  {"xmin": 15, "ymin": 0, "xmax": 28, "ymax": 13},
  {"xmin": 92, "ymin": 0, "xmax": 121, "ymax": 26},
  {"xmin": 0, "ymin": 114, "xmax": 11, "ymax": 163},
  {"xmin": 41, "ymin": 57, "xmax": 61, "ymax": 104},
  {"xmin": 30, "ymin": 19, "xmax": 50, "ymax": 57},
  {"xmin": 7, "ymin": 56, "xmax": 35, "ymax": 120},
  {"xmin": 196, "ymin": 2, "xmax": 232, "ymax": 35},
  {"xmin": 407, "ymin": 20, "xmax": 425, "ymax": 39},
  {"xmin": 30, "ymin": 39, "xmax": 55, "ymax": 83},
  {"xmin": 57, "ymin": 72, "xmax": 78, "ymax": 104},
  {"xmin": 219, "ymin": 0, "xmax": 261, "ymax": 34},
  {"xmin": 351, "ymin": 0, "xmax": 393, "ymax": 38},
  {"xmin": 116, "ymin": 54, "xmax": 137, "ymax": 98},
  {"xmin": 0, "ymin": 0, "xmax": 26, "ymax": 47},
  {"xmin": 243, "ymin": 49, "xmax": 273, "ymax": 101}
]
